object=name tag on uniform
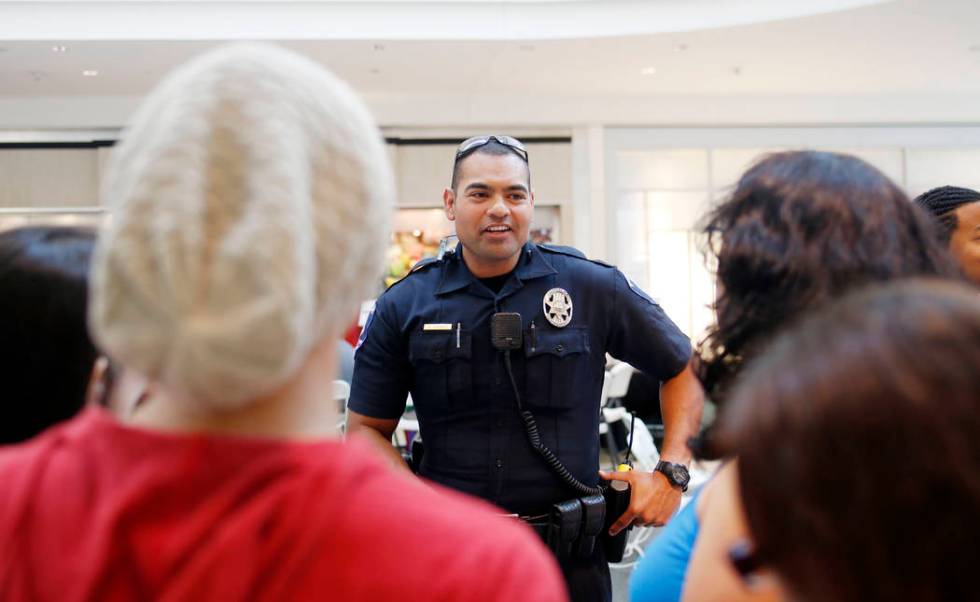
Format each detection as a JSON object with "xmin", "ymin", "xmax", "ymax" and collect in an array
[{"xmin": 423, "ymin": 323, "xmax": 454, "ymax": 331}]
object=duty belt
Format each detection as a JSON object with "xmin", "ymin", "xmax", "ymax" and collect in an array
[{"xmin": 511, "ymin": 494, "xmax": 606, "ymax": 559}]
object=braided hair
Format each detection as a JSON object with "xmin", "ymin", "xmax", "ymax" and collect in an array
[{"xmin": 913, "ymin": 186, "xmax": 980, "ymax": 244}]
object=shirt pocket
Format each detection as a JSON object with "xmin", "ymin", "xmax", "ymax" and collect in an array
[
  {"xmin": 523, "ymin": 325, "xmax": 592, "ymax": 410},
  {"xmin": 408, "ymin": 329, "xmax": 473, "ymax": 411}
]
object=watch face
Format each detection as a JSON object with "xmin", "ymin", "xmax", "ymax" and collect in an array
[{"xmin": 671, "ymin": 466, "xmax": 690, "ymax": 486}]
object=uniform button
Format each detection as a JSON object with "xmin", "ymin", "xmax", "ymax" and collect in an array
[
  {"xmin": 555, "ymin": 344, "xmax": 564, "ymax": 353},
  {"xmin": 495, "ymin": 459, "xmax": 504, "ymax": 469}
]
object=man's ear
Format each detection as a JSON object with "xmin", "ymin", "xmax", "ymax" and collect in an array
[{"xmin": 443, "ymin": 187, "xmax": 456, "ymax": 221}]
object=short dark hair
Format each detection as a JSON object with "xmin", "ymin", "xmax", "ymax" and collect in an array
[
  {"xmin": 0, "ymin": 226, "xmax": 97, "ymax": 443},
  {"xmin": 450, "ymin": 139, "xmax": 530, "ymax": 192},
  {"xmin": 695, "ymin": 151, "xmax": 958, "ymax": 446},
  {"xmin": 718, "ymin": 280, "xmax": 980, "ymax": 602},
  {"xmin": 913, "ymin": 185, "xmax": 980, "ymax": 244}
]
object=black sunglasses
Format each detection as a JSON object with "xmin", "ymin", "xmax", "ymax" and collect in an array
[{"xmin": 455, "ymin": 135, "xmax": 528, "ymax": 163}]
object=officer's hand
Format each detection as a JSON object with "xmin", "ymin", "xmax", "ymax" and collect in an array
[{"xmin": 599, "ymin": 469, "xmax": 682, "ymax": 535}]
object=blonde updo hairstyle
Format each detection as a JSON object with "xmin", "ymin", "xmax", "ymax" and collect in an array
[{"xmin": 89, "ymin": 43, "xmax": 393, "ymax": 410}]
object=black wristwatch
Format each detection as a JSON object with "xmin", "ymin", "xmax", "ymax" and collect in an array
[{"xmin": 655, "ymin": 460, "xmax": 690, "ymax": 492}]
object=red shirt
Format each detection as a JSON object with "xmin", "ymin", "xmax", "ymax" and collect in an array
[{"xmin": 0, "ymin": 408, "xmax": 566, "ymax": 602}]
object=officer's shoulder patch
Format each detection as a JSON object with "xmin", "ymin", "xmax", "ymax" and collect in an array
[{"xmin": 539, "ymin": 244, "xmax": 614, "ymax": 268}]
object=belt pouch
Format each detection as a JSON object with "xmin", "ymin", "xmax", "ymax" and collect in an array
[
  {"xmin": 549, "ymin": 499, "xmax": 582, "ymax": 558},
  {"xmin": 576, "ymin": 494, "xmax": 606, "ymax": 558}
]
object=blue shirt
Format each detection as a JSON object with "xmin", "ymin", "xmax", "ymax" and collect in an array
[
  {"xmin": 629, "ymin": 491, "xmax": 701, "ymax": 602},
  {"xmin": 349, "ymin": 242, "xmax": 691, "ymax": 514}
]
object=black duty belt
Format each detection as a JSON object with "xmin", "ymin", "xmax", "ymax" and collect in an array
[{"xmin": 510, "ymin": 494, "xmax": 606, "ymax": 559}]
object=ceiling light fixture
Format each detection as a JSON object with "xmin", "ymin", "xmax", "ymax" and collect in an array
[
  {"xmin": 641, "ymin": 66, "xmax": 657, "ymax": 75},
  {"xmin": 674, "ymin": 43, "xmax": 688, "ymax": 52},
  {"xmin": 82, "ymin": 70, "xmax": 99, "ymax": 77},
  {"xmin": 51, "ymin": 45, "xmax": 67, "ymax": 53}
]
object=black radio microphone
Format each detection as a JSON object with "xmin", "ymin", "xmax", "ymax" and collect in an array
[{"xmin": 491, "ymin": 312, "xmax": 523, "ymax": 351}]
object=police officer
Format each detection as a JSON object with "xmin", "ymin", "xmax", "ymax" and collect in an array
[{"xmin": 348, "ymin": 135, "xmax": 704, "ymax": 601}]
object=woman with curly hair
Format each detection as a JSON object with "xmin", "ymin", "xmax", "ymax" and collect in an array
[{"xmin": 630, "ymin": 150, "xmax": 959, "ymax": 602}]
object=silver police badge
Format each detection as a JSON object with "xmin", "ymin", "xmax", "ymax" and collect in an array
[{"xmin": 543, "ymin": 288, "xmax": 573, "ymax": 328}]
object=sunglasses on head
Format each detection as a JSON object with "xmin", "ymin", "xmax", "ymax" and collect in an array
[{"xmin": 455, "ymin": 135, "xmax": 528, "ymax": 163}]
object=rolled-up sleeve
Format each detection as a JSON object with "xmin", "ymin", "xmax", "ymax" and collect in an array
[
  {"xmin": 606, "ymin": 269, "xmax": 692, "ymax": 381},
  {"xmin": 348, "ymin": 298, "xmax": 412, "ymax": 420}
]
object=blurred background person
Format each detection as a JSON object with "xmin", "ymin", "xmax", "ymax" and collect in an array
[
  {"xmin": 630, "ymin": 151, "xmax": 960, "ymax": 602},
  {"xmin": 914, "ymin": 185, "xmax": 980, "ymax": 285},
  {"xmin": 708, "ymin": 280, "xmax": 980, "ymax": 602},
  {"xmin": 0, "ymin": 225, "xmax": 96, "ymax": 444},
  {"xmin": 0, "ymin": 44, "xmax": 566, "ymax": 602}
]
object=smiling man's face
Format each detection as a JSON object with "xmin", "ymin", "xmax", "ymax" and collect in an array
[{"xmin": 443, "ymin": 151, "xmax": 534, "ymax": 278}]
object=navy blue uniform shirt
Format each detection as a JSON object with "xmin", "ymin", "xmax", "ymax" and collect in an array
[{"xmin": 349, "ymin": 242, "xmax": 691, "ymax": 515}]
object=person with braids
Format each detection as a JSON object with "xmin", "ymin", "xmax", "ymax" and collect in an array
[
  {"xmin": 629, "ymin": 150, "xmax": 959, "ymax": 602},
  {"xmin": 914, "ymin": 185, "xmax": 980, "ymax": 285}
]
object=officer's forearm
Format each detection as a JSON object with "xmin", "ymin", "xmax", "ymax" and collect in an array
[
  {"xmin": 658, "ymin": 361, "xmax": 704, "ymax": 465},
  {"xmin": 357, "ymin": 428, "xmax": 413, "ymax": 473},
  {"xmin": 346, "ymin": 411, "xmax": 412, "ymax": 473}
]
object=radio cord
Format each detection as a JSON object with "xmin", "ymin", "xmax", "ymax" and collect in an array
[{"xmin": 503, "ymin": 351, "xmax": 603, "ymax": 497}]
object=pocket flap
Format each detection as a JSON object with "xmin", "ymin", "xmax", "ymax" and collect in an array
[
  {"xmin": 410, "ymin": 330, "xmax": 472, "ymax": 363},
  {"xmin": 525, "ymin": 326, "xmax": 590, "ymax": 359}
]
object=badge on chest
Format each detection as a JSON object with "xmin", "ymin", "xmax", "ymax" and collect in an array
[{"xmin": 543, "ymin": 287, "xmax": 573, "ymax": 328}]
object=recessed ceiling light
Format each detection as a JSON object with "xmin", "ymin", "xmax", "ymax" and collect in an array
[
  {"xmin": 82, "ymin": 70, "xmax": 99, "ymax": 77},
  {"xmin": 641, "ymin": 66, "xmax": 657, "ymax": 75},
  {"xmin": 51, "ymin": 45, "xmax": 67, "ymax": 53},
  {"xmin": 673, "ymin": 43, "xmax": 688, "ymax": 52}
]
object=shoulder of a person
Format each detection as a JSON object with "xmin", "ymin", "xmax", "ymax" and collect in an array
[
  {"xmin": 332, "ymin": 439, "xmax": 545, "ymax": 547},
  {"xmin": 374, "ymin": 256, "xmax": 444, "ymax": 309},
  {"xmin": 537, "ymin": 243, "xmax": 616, "ymax": 271},
  {"xmin": 298, "ymin": 440, "xmax": 566, "ymax": 600}
]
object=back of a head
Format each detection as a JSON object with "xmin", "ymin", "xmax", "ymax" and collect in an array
[
  {"xmin": 697, "ymin": 150, "xmax": 958, "ymax": 410},
  {"xmin": 89, "ymin": 43, "xmax": 393, "ymax": 410},
  {"xmin": 913, "ymin": 185, "xmax": 980, "ymax": 244},
  {"xmin": 720, "ymin": 280, "xmax": 980, "ymax": 602},
  {"xmin": 0, "ymin": 226, "xmax": 97, "ymax": 443}
]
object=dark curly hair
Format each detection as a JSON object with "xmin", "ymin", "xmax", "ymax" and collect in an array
[{"xmin": 695, "ymin": 151, "xmax": 958, "ymax": 456}]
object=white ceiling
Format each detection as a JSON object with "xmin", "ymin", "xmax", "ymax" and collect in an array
[{"xmin": 1, "ymin": 0, "xmax": 979, "ymax": 128}]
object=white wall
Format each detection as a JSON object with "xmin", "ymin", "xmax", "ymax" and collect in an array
[{"xmin": 600, "ymin": 126, "xmax": 980, "ymax": 339}]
